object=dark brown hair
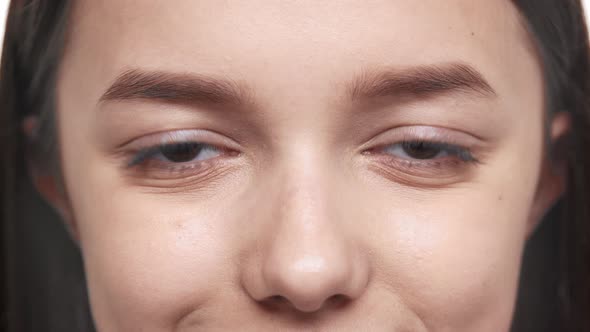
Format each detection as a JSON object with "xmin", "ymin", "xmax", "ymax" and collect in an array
[
  {"xmin": 511, "ymin": 1, "xmax": 590, "ymax": 330},
  {"xmin": 1, "ymin": 0, "xmax": 589, "ymax": 331}
]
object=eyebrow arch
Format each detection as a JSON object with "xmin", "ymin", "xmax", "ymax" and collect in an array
[
  {"xmin": 347, "ymin": 62, "xmax": 497, "ymax": 102},
  {"xmin": 99, "ymin": 69, "xmax": 253, "ymax": 107}
]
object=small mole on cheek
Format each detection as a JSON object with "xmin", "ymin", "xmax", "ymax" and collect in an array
[
  {"xmin": 471, "ymin": 31, "xmax": 475, "ymax": 36},
  {"xmin": 498, "ymin": 195, "xmax": 503, "ymax": 201},
  {"xmin": 173, "ymin": 219, "xmax": 188, "ymax": 231}
]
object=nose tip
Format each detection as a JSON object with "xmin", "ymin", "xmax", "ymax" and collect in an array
[
  {"xmin": 259, "ymin": 254, "xmax": 366, "ymax": 313},
  {"xmin": 241, "ymin": 165, "xmax": 370, "ymax": 315}
]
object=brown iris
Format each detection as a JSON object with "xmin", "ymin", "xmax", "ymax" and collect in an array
[
  {"xmin": 401, "ymin": 142, "xmax": 441, "ymax": 159},
  {"xmin": 160, "ymin": 143, "xmax": 204, "ymax": 163}
]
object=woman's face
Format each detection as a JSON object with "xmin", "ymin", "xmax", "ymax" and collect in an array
[{"xmin": 49, "ymin": 0, "xmax": 563, "ymax": 330}]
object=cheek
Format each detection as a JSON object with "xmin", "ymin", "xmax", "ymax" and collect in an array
[
  {"xmin": 368, "ymin": 189, "xmax": 530, "ymax": 330},
  {"xmin": 63, "ymin": 158, "xmax": 239, "ymax": 329},
  {"xmin": 81, "ymin": 206, "xmax": 225, "ymax": 329},
  {"xmin": 365, "ymin": 156, "xmax": 540, "ymax": 330}
]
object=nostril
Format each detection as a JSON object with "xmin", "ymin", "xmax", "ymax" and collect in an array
[
  {"xmin": 268, "ymin": 295, "xmax": 287, "ymax": 305},
  {"xmin": 259, "ymin": 294, "xmax": 350, "ymax": 313},
  {"xmin": 259, "ymin": 295, "xmax": 289, "ymax": 312},
  {"xmin": 269, "ymin": 295, "xmax": 285, "ymax": 302},
  {"xmin": 325, "ymin": 294, "xmax": 350, "ymax": 310}
]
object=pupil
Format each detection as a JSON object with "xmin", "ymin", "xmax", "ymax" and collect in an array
[
  {"xmin": 402, "ymin": 142, "xmax": 440, "ymax": 159},
  {"xmin": 161, "ymin": 143, "xmax": 203, "ymax": 162}
]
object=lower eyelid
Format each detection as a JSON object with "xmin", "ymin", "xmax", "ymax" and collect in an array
[
  {"xmin": 361, "ymin": 147, "xmax": 480, "ymax": 184},
  {"xmin": 366, "ymin": 154, "xmax": 476, "ymax": 185},
  {"xmin": 125, "ymin": 154, "xmax": 230, "ymax": 179},
  {"xmin": 378, "ymin": 153, "xmax": 466, "ymax": 168},
  {"xmin": 123, "ymin": 143, "xmax": 243, "ymax": 178},
  {"xmin": 127, "ymin": 161, "xmax": 242, "ymax": 194}
]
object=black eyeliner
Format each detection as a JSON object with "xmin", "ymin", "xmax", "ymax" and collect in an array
[
  {"xmin": 127, "ymin": 146, "xmax": 162, "ymax": 168},
  {"xmin": 400, "ymin": 140, "xmax": 479, "ymax": 163}
]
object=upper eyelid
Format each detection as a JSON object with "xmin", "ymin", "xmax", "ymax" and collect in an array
[
  {"xmin": 126, "ymin": 142, "xmax": 224, "ymax": 167},
  {"xmin": 119, "ymin": 126, "xmax": 483, "ymax": 160},
  {"xmin": 121, "ymin": 129, "xmax": 242, "ymax": 151},
  {"xmin": 359, "ymin": 125, "xmax": 482, "ymax": 152},
  {"xmin": 390, "ymin": 141, "xmax": 477, "ymax": 161}
]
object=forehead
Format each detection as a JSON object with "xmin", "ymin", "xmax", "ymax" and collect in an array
[{"xmin": 63, "ymin": 0, "xmax": 536, "ymax": 103}]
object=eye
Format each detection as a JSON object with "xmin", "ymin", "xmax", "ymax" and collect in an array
[
  {"xmin": 158, "ymin": 143, "xmax": 219, "ymax": 163},
  {"xmin": 361, "ymin": 126, "xmax": 484, "ymax": 186},
  {"xmin": 383, "ymin": 141, "xmax": 475, "ymax": 162},
  {"xmin": 160, "ymin": 143, "xmax": 204, "ymax": 163},
  {"xmin": 116, "ymin": 128, "xmax": 246, "ymax": 191},
  {"xmin": 129, "ymin": 142, "xmax": 221, "ymax": 167},
  {"xmin": 118, "ymin": 129, "xmax": 243, "ymax": 187}
]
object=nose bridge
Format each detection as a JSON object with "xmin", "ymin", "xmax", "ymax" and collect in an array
[
  {"xmin": 248, "ymin": 148, "xmax": 368, "ymax": 313},
  {"xmin": 278, "ymin": 149, "xmax": 335, "ymax": 235},
  {"xmin": 273, "ymin": 144, "xmax": 345, "ymax": 261},
  {"xmin": 271, "ymin": 164, "xmax": 347, "ymax": 276}
]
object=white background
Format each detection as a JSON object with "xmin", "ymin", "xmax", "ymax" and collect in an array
[{"xmin": 0, "ymin": 1, "xmax": 588, "ymax": 52}]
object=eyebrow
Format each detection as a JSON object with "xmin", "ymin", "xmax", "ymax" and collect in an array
[
  {"xmin": 347, "ymin": 62, "xmax": 497, "ymax": 102},
  {"xmin": 100, "ymin": 69, "xmax": 253, "ymax": 106},
  {"xmin": 99, "ymin": 62, "xmax": 496, "ymax": 109}
]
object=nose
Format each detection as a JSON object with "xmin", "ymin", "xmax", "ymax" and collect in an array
[
  {"xmin": 241, "ymin": 166, "xmax": 370, "ymax": 314},
  {"xmin": 259, "ymin": 242, "xmax": 367, "ymax": 313}
]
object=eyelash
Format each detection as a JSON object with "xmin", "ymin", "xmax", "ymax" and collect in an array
[
  {"xmin": 126, "ymin": 142, "xmax": 230, "ymax": 176},
  {"xmin": 127, "ymin": 139, "xmax": 477, "ymax": 173},
  {"xmin": 128, "ymin": 143, "xmax": 212, "ymax": 165},
  {"xmin": 380, "ymin": 140, "xmax": 478, "ymax": 163},
  {"xmin": 358, "ymin": 139, "xmax": 482, "ymax": 186}
]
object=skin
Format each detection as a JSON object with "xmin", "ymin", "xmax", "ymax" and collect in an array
[{"xmin": 32, "ymin": 0, "xmax": 568, "ymax": 331}]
